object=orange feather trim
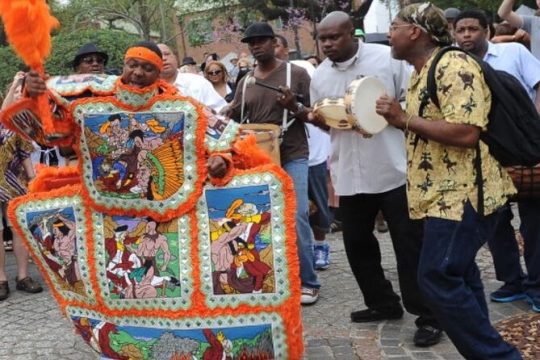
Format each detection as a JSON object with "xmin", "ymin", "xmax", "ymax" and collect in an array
[
  {"xmin": 28, "ymin": 165, "xmax": 81, "ymax": 193},
  {"xmin": 231, "ymin": 134, "xmax": 275, "ymax": 169}
]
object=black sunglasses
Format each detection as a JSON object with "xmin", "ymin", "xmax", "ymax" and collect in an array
[
  {"xmin": 81, "ymin": 55, "xmax": 105, "ymax": 65},
  {"xmin": 207, "ymin": 70, "xmax": 222, "ymax": 76}
]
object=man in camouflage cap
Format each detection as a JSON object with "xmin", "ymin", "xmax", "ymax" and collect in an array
[{"xmin": 376, "ymin": 2, "xmax": 522, "ymax": 359}]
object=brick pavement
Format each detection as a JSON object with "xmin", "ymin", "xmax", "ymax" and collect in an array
[{"xmin": 0, "ymin": 226, "xmax": 531, "ymax": 360}]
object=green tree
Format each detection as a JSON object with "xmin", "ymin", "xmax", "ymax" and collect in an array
[
  {"xmin": 46, "ymin": 28, "xmax": 139, "ymax": 75},
  {"xmin": 0, "ymin": 28, "xmax": 138, "ymax": 93},
  {"xmin": 52, "ymin": 0, "xmax": 176, "ymax": 40}
]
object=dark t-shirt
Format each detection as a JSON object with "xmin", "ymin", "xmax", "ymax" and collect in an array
[{"xmin": 229, "ymin": 61, "xmax": 311, "ymax": 164}]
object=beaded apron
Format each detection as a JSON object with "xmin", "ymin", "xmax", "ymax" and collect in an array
[{"xmin": 6, "ymin": 75, "xmax": 303, "ymax": 360}]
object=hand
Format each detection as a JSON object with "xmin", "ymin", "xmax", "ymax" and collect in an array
[
  {"xmin": 306, "ymin": 111, "xmax": 329, "ymax": 130},
  {"xmin": 276, "ymin": 86, "xmax": 297, "ymax": 111},
  {"xmin": 24, "ymin": 70, "xmax": 47, "ymax": 98},
  {"xmin": 12, "ymin": 71, "xmax": 26, "ymax": 87},
  {"xmin": 375, "ymin": 94, "xmax": 407, "ymax": 129},
  {"xmin": 207, "ymin": 155, "xmax": 228, "ymax": 178}
]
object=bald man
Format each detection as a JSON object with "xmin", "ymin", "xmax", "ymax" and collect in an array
[
  {"xmin": 310, "ymin": 11, "xmax": 441, "ymax": 346},
  {"xmin": 157, "ymin": 43, "xmax": 227, "ymax": 113}
]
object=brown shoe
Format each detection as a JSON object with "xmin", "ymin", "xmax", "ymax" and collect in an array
[
  {"xmin": 0, "ymin": 281, "xmax": 9, "ymax": 300},
  {"xmin": 15, "ymin": 276, "xmax": 43, "ymax": 294}
]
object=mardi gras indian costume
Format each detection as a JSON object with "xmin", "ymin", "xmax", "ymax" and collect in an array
[{"xmin": 0, "ymin": 42, "xmax": 303, "ymax": 359}]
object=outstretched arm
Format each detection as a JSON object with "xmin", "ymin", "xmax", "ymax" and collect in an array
[{"xmin": 498, "ymin": 0, "xmax": 524, "ymax": 29}]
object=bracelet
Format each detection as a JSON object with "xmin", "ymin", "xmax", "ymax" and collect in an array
[{"xmin": 405, "ymin": 114, "xmax": 413, "ymax": 132}]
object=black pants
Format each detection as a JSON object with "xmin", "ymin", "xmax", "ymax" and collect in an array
[{"xmin": 340, "ymin": 185, "xmax": 437, "ymax": 327}]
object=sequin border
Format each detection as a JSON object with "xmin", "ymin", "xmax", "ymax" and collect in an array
[
  {"xmin": 197, "ymin": 172, "xmax": 291, "ymax": 308},
  {"xmin": 73, "ymin": 100, "xmax": 200, "ymax": 216},
  {"xmin": 65, "ymin": 306, "xmax": 288, "ymax": 359},
  {"xmin": 92, "ymin": 212, "xmax": 193, "ymax": 310},
  {"xmin": 14, "ymin": 195, "xmax": 96, "ymax": 304}
]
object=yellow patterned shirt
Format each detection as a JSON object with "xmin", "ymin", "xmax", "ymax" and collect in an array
[{"xmin": 405, "ymin": 49, "xmax": 516, "ymax": 221}]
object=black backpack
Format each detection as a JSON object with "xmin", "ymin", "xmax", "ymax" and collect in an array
[{"xmin": 420, "ymin": 46, "xmax": 540, "ymax": 167}]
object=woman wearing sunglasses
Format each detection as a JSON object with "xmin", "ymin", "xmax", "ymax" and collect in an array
[{"xmin": 204, "ymin": 61, "xmax": 234, "ymax": 102}]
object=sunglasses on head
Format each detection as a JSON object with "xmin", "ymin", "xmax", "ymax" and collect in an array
[
  {"xmin": 207, "ymin": 70, "xmax": 222, "ymax": 76},
  {"xmin": 81, "ymin": 55, "xmax": 105, "ymax": 65}
]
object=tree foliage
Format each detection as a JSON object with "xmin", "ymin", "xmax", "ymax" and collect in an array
[
  {"xmin": 0, "ymin": 28, "xmax": 138, "ymax": 94},
  {"xmin": 52, "ymin": 0, "xmax": 177, "ymax": 40}
]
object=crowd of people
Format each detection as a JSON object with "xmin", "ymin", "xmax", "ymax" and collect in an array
[{"xmin": 1, "ymin": 0, "xmax": 540, "ymax": 358}]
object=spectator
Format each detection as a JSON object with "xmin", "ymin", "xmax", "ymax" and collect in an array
[
  {"xmin": 0, "ymin": 73, "xmax": 44, "ymax": 301},
  {"xmin": 492, "ymin": 22, "xmax": 531, "ymax": 49},
  {"xmin": 179, "ymin": 56, "xmax": 199, "ymax": 74},
  {"xmin": 454, "ymin": 8, "xmax": 540, "ymax": 314},
  {"xmin": 204, "ymin": 61, "xmax": 234, "ymax": 102},
  {"xmin": 70, "ymin": 43, "xmax": 108, "ymax": 75},
  {"xmin": 377, "ymin": 3, "xmax": 521, "ymax": 358},
  {"xmin": 157, "ymin": 44, "xmax": 227, "ymax": 113},
  {"xmin": 305, "ymin": 55, "xmax": 321, "ymax": 68},
  {"xmin": 499, "ymin": 0, "xmax": 540, "ymax": 59},
  {"xmin": 444, "ymin": 7, "xmax": 461, "ymax": 34},
  {"xmin": 227, "ymin": 53, "xmax": 240, "ymax": 80}
]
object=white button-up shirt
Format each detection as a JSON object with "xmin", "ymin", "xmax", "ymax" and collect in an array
[
  {"xmin": 173, "ymin": 72, "xmax": 227, "ymax": 113},
  {"xmin": 310, "ymin": 42, "xmax": 410, "ymax": 196}
]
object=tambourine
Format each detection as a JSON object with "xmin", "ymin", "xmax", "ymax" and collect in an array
[
  {"xmin": 312, "ymin": 97, "xmax": 353, "ymax": 130},
  {"xmin": 344, "ymin": 76, "xmax": 388, "ymax": 135}
]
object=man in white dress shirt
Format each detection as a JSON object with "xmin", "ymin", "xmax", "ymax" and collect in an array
[
  {"xmin": 310, "ymin": 11, "xmax": 441, "ymax": 346},
  {"xmin": 157, "ymin": 44, "xmax": 227, "ymax": 113}
]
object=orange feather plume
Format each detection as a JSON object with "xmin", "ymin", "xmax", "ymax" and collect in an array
[
  {"xmin": 0, "ymin": 0, "xmax": 60, "ymax": 71},
  {"xmin": 0, "ymin": 0, "xmax": 62, "ymax": 145}
]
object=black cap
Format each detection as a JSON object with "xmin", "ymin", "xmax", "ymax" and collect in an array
[
  {"xmin": 241, "ymin": 22, "xmax": 275, "ymax": 43},
  {"xmin": 181, "ymin": 56, "xmax": 196, "ymax": 66},
  {"xmin": 72, "ymin": 43, "xmax": 108, "ymax": 69},
  {"xmin": 444, "ymin": 8, "xmax": 461, "ymax": 20}
]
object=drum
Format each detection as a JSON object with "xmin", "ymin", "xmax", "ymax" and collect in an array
[
  {"xmin": 312, "ymin": 97, "xmax": 353, "ymax": 130},
  {"xmin": 506, "ymin": 164, "xmax": 540, "ymax": 200},
  {"xmin": 344, "ymin": 76, "xmax": 388, "ymax": 135},
  {"xmin": 240, "ymin": 123, "xmax": 281, "ymax": 164}
]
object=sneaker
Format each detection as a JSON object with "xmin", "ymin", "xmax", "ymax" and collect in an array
[
  {"xmin": 526, "ymin": 295, "xmax": 540, "ymax": 313},
  {"xmin": 490, "ymin": 284, "xmax": 526, "ymax": 303},
  {"xmin": 301, "ymin": 287, "xmax": 319, "ymax": 305},
  {"xmin": 15, "ymin": 276, "xmax": 43, "ymax": 294},
  {"xmin": 376, "ymin": 219, "xmax": 388, "ymax": 233},
  {"xmin": 313, "ymin": 243, "xmax": 330, "ymax": 270},
  {"xmin": 0, "ymin": 281, "xmax": 9, "ymax": 301},
  {"xmin": 329, "ymin": 220, "xmax": 342, "ymax": 233},
  {"xmin": 414, "ymin": 325, "xmax": 443, "ymax": 347},
  {"xmin": 350, "ymin": 307, "xmax": 403, "ymax": 323}
]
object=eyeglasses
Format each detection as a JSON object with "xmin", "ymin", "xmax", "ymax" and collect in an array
[
  {"xmin": 206, "ymin": 70, "xmax": 222, "ymax": 76},
  {"xmin": 81, "ymin": 55, "xmax": 105, "ymax": 65},
  {"xmin": 389, "ymin": 24, "xmax": 415, "ymax": 32}
]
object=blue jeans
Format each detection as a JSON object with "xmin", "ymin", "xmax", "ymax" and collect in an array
[
  {"xmin": 308, "ymin": 162, "xmax": 331, "ymax": 233},
  {"xmin": 283, "ymin": 158, "xmax": 320, "ymax": 289},
  {"xmin": 488, "ymin": 200, "xmax": 540, "ymax": 304},
  {"xmin": 419, "ymin": 202, "xmax": 521, "ymax": 359}
]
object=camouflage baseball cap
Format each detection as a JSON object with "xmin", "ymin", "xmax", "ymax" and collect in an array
[{"xmin": 396, "ymin": 2, "xmax": 453, "ymax": 46}]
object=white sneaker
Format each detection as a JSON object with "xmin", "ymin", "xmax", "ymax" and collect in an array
[{"xmin": 301, "ymin": 287, "xmax": 319, "ymax": 305}]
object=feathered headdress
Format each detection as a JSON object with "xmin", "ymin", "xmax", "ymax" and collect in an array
[{"xmin": 0, "ymin": 0, "xmax": 70, "ymax": 146}]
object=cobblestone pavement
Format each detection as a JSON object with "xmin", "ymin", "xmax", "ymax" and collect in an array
[{"xmin": 0, "ymin": 222, "xmax": 531, "ymax": 359}]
